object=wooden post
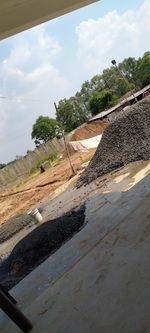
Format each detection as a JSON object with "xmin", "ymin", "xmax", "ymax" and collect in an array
[
  {"xmin": 54, "ymin": 102, "xmax": 76, "ymax": 176},
  {"xmin": 0, "ymin": 288, "xmax": 33, "ymax": 332}
]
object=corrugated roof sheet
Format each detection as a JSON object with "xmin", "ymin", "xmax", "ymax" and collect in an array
[{"xmin": 88, "ymin": 85, "xmax": 150, "ymax": 122}]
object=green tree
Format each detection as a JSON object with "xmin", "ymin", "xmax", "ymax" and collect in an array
[
  {"xmin": 56, "ymin": 97, "xmax": 88, "ymax": 133},
  {"xmin": 0, "ymin": 163, "xmax": 6, "ymax": 170},
  {"xmin": 32, "ymin": 116, "xmax": 61, "ymax": 144},
  {"xmin": 89, "ymin": 89, "xmax": 118, "ymax": 116},
  {"xmin": 90, "ymin": 75, "xmax": 105, "ymax": 91},
  {"xmin": 55, "ymin": 51, "xmax": 149, "ymax": 123},
  {"xmin": 77, "ymin": 76, "xmax": 106, "ymax": 113},
  {"xmin": 118, "ymin": 57, "xmax": 137, "ymax": 83},
  {"xmin": 80, "ymin": 80, "xmax": 93, "ymax": 103},
  {"xmin": 102, "ymin": 67, "xmax": 117, "ymax": 89},
  {"xmin": 136, "ymin": 52, "xmax": 150, "ymax": 88},
  {"xmin": 114, "ymin": 77, "xmax": 135, "ymax": 97}
]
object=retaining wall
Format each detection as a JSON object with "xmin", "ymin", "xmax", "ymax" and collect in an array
[{"xmin": 0, "ymin": 133, "xmax": 73, "ymax": 189}]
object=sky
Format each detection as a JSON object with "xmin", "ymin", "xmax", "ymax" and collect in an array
[{"xmin": 0, "ymin": 0, "xmax": 149, "ymax": 163}]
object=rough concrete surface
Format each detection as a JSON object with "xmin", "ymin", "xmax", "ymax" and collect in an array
[
  {"xmin": 0, "ymin": 173, "xmax": 150, "ymax": 333},
  {"xmin": 78, "ymin": 96, "xmax": 150, "ymax": 187}
]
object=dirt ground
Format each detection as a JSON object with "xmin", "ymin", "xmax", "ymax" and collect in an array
[
  {"xmin": 0, "ymin": 150, "xmax": 95, "ymax": 225},
  {"xmin": 71, "ymin": 119, "xmax": 108, "ymax": 140},
  {"xmin": 0, "ymin": 119, "xmax": 108, "ymax": 225}
]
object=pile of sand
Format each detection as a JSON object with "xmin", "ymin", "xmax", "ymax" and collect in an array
[
  {"xmin": 77, "ymin": 96, "xmax": 150, "ymax": 187},
  {"xmin": 71, "ymin": 119, "xmax": 108, "ymax": 141},
  {"xmin": 63, "ymin": 119, "xmax": 108, "ymax": 157}
]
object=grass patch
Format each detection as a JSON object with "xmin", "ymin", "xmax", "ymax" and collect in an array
[{"xmin": 30, "ymin": 152, "xmax": 59, "ymax": 174}]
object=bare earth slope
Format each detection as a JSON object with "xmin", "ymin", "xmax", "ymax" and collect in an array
[{"xmin": 77, "ymin": 96, "xmax": 150, "ymax": 187}]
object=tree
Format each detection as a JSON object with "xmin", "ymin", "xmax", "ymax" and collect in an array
[
  {"xmin": 136, "ymin": 52, "xmax": 150, "ymax": 88},
  {"xmin": 90, "ymin": 75, "xmax": 105, "ymax": 92},
  {"xmin": 74, "ymin": 92, "xmax": 90, "ymax": 119},
  {"xmin": 118, "ymin": 57, "xmax": 137, "ymax": 83},
  {"xmin": 0, "ymin": 163, "xmax": 6, "ymax": 170},
  {"xmin": 102, "ymin": 67, "xmax": 117, "ymax": 89},
  {"xmin": 32, "ymin": 116, "xmax": 61, "ymax": 144},
  {"xmin": 89, "ymin": 89, "xmax": 118, "ymax": 116},
  {"xmin": 54, "ymin": 51, "xmax": 149, "ymax": 123},
  {"xmin": 80, "ymin": 80, "xmax": 93, "ymax": 103},
  {"xmin": 56, "ymin": 97, "xmax": 88, "ymax": 133},
  {"xmin": 114, "ymin": 77, "xmax": 135, "ymax": 97}
]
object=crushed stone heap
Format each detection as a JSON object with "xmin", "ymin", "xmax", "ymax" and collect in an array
[{"xmin": 77, "ymin": 96, "xmax": 150, "ymax": 187}]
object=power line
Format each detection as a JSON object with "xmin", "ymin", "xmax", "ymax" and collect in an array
[{"xmin": 0, "ymin": 96, "xmax": 42, "ymax": 102}]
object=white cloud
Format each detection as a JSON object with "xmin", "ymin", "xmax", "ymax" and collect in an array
[
  {"xmin": 0, "ymin": 25, "xmax": 72, "ymax": 162},
  {"xmin": 76, "ymin": 0, "xmax": 150, "ymax": 75},
  {"xmin": 1, "ymin": 0, "xmax": 150, "ymax": 163}
]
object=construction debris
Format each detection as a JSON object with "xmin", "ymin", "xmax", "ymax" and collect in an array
[{"xmin": 77, "ymin": 96, "xmax": 150, "ymax": 187}]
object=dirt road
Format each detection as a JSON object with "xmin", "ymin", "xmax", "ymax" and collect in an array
[{"xmin": 0, "ymin": 150, "xmax": 95, "ymax": 225}]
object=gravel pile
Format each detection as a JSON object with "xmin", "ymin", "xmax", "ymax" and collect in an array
[
  {"xmin": 77, "ymin": 96, "xmax": 150, "ymax": 187},
  {"xmin": 0, "ymin": 205, "xmax": 85, "ymax": 290}
]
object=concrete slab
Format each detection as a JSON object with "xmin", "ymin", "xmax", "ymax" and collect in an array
[
  {"xmin": 1, "ymin": 172, "xmax": 150, "ymax": 333},
  {"xmin": 0, "ymin": 0, "xmax": 97, "ymax": 40},
  {"xmin": 1, "ymin": 160, "xmax": 149, "ymax": 259}
]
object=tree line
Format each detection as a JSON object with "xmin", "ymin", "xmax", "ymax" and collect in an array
[{"xmin": 32, "ymin": 51, "xmax": 150, "ymax": 145}]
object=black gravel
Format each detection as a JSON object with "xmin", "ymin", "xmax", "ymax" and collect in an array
[
  {"xmin": 77, "ymin": 96, "xmax": 150, "ymax": 187},
  {"xmin": 0, "ymin": 205, "xmax": 85, "ymax": 290},
  {"xmin": 0, "ymin": 213, "xmax": 36, "ymax": 244}
]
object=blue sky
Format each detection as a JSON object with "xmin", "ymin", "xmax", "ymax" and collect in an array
[
  {"xmin": 42, "ymin": 0, "xmax": 144, "ymax": 86},
  {"xmin": 0, "ymin": 0, "xmax": 149, "ymax": 162}
]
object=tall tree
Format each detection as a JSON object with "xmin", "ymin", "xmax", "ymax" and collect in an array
[
  {"xmin": 118, "ymin": 57, "xmax": 137, "ymax": 83},
  {"xmin": 56, "ymin": 97, "xmax": 88, "ymax": 133},
  {"xmin": 32, "ymin": 116, "xmax": 61, "ymax": 145},
  {"xmin": 136, "ymin": 52, "xmax": 150, "ymax": 88},
  {"xmin": 80, "ymin": 80, "xmax": 93, "ymax": 103},
  {"xmin": 114, "ymin": 77, "xmax": 135, "ymax": 97},
  {"xmin": 102, "ymin": 67, "xmax": 117, "ymax": 89},
  {"xmin": 0, "ymin": 163, "xmax": 6, "ymax": 170},
  {"xmin": 90, "ymin": 75, "xmax": 104, "ymax": 92},
  {"xmin": 89, "ymin": 89, "xmax": 118, "ymax": 116}
]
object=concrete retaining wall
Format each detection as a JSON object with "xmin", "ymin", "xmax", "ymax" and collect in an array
[{"xmin": 0, "ymin": 133, "xmax": 73, "ymax": 189}]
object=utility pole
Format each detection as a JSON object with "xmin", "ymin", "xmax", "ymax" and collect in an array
[
  {"xmin": 111, "ymin": 59, "xmax": 138, "ymax": 103},
  {"xmin": 54, "ymin": 102, "xmax": 76, "ymax": 176}
]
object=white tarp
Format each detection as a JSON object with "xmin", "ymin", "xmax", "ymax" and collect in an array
[{"xmin": 69, "ymin": 134, "xmax": 102, "ymax": 152}]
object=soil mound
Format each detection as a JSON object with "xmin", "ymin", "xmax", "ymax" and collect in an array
[
  {"xmin": 77, "ymin": 96, "xmax": 150, "ymax": 187},
  {"xmin": 63, "ymin": 119, "xmax": 108, "ymax": 157},
  {"xmin": 0, "ymin": 205, "xmax": 85, "ymax": 290},
  {"xmin": 71, "ymin": 119, "xmax": 108, "ymax": 141}
]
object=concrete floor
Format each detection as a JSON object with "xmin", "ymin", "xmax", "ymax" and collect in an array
[{"xmin": 0, "ymin": 167, "xmax": 150, "ymax": 333}]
